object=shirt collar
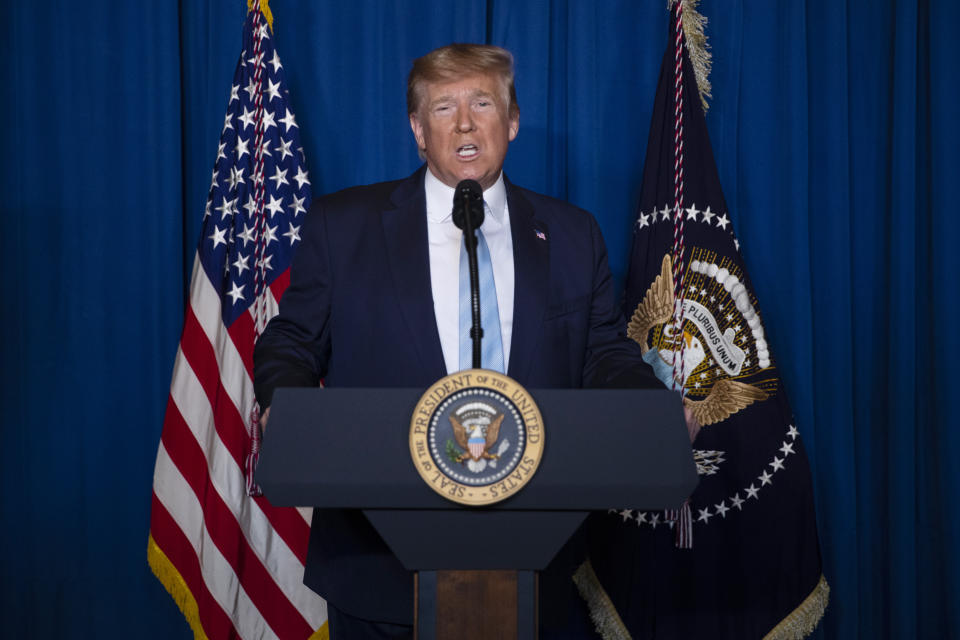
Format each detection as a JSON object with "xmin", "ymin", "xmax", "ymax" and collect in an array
[{"xmin": 424, "ymin": 167, "xmax": 507, "ymax": 224}]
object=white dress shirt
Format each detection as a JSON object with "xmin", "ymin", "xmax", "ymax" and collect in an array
[{"xmin": 424, "ymin": 168, "xmax": 515, "ymax": 374}]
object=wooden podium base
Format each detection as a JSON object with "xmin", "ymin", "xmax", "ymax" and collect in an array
[{"xmin": 414, "ymin": 570, "xmax": 538, "ymax": 640}]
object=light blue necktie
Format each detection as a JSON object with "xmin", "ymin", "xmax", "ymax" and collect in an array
[{"xmin": 459, "ymin": 223, "xmax": 504, "ymax": 373}]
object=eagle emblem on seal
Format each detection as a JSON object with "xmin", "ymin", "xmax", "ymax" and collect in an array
[
  {"xmin": 628, "ymin": 253, "xmax": 771, "ymax": 426},
  {"xmin": 450, "ymin": 412, "xmax": 505, "ymax": 462}
]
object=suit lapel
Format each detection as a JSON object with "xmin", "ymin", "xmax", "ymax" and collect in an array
[
  {"xmin": 505, "ymin": 179, "xmax": 549, "ymax": 383},
  {"xmin": 381, "ymin": 168, "xmax": 447, "ymax": 379}
]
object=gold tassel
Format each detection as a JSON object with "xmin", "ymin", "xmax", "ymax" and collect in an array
[
  {"xmin": 573, "ymin": 560, "xmax": 633, "ymax": 640},
  {"xmin": 247, "ymin": 0, "xmax": 274, "ymax": 31},
  {"xmin": 762, "ymin": 575, "xmax": 830, "ymax": 640},
  {"xmin": 667, "ymin": 0, "xmax": 713, "ymax": 111}
]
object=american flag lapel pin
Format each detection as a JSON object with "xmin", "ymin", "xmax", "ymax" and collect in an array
[{"xmin": 535, "ymin": 229, "xmax": 546, "ymax": 241}]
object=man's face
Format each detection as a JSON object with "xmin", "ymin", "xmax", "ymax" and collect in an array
[{"xmin": 409, "ymin": 73, "xmax": 519, "ymax": 191}]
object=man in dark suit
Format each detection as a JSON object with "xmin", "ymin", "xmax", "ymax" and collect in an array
[{"xmin": 254, "ymin": 43, "xmax": 662, "ymax": 639}]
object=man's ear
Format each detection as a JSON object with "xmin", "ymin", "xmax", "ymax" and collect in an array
[
  {"xmin": 409, "ymin": 113, "xmax": 425, "ymax": 150},
  {"xmin": 508, "ymin": 113, "xmax": 519, "ymax": 142}
]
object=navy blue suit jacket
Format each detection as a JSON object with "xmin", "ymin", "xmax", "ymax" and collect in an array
[{"xmin": 254, "ymin": 166, "xmax": 657, "ymax": 624}]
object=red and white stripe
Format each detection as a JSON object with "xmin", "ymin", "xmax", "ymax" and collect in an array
[{"xmin": 151, "ymin": 256, "xmax": 325, "ymax": 638}]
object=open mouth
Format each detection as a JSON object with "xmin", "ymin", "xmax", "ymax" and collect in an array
[{"xmin": 457, "ymin": 144, "xmax": 478, "ymax": 159}]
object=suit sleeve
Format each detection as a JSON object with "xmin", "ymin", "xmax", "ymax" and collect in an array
[
  {"xmin": 253, "ymin": 200, "xmax": 333, "ymax": 408},
  {"xmin": 581, "ymin": 215, "xmax": 661, "ymax": 389}
]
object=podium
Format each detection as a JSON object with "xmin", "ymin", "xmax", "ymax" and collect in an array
[{"xmin": 258, "ymin": 386, "xmax": 698, "ymax": 639}]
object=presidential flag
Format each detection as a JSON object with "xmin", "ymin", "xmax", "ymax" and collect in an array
[
  {"xmin": 577, "ymin": 3, "xmax": 828, "ymax": 638},
  {"xmin": 147, "ymin": 3, "xmax": 327, "ymax": 638}
]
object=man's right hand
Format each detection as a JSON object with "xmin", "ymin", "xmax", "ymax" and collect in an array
[{"xmin": 259, "ymin": 406, "xmax": 271, "ymax": 432}]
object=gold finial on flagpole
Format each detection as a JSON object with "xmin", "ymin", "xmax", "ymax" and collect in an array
[{"xmin": 247, "ymin": 0, "xmax": 274, "ymax": 31}]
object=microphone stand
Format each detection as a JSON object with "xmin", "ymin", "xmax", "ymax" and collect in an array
[
  {"xmin": 452, "ymin": 179, "xmax": 486, "ymax": 369},
  {"xmin": 458, "ymin": 187, "xmax": 484, "ymax": 369}
]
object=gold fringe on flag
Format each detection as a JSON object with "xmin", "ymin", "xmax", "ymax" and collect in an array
[
  {"xmin": 148, "ymin": 534, "xmax": 331, "ymax": 640},
  {"xmin": 573, "ymin": 560, "xmax": 632, "ymax": 640},
  {"xmin": 575, "ymin": 559, "xmax": 828, "ymax": 640},
  {"xmin": 667, "ymin": 0, "xmax": 713, "ymax": 111},
  {"xmin": 247, "ymin": 0, "xmax": 274, "ymax": 31},
  {"xmin": 147, "ymin": 534, "xmax": 210, "ymax": 640},
  {"xmin": 762, "ymin": 575, "xmax": 830, "ymax": 640}
]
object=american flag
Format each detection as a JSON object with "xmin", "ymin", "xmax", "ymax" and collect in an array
[{"xmin": 148, "ymin": 6, "xmax": 327, "ymax": 639}]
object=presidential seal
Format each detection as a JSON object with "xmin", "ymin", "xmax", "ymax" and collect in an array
[{"xmin": 409, "ymin": 369, "xmax": 544, "ymax": 506}]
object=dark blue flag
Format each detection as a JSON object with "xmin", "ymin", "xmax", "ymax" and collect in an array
[{"xmin": 578, "ymin": 4, "xmax": 828, "ymax": 638}]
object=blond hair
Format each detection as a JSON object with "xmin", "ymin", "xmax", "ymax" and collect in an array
[{"xmin": 407, "ymin": 43, "xmax": 519, "ymax": 118}]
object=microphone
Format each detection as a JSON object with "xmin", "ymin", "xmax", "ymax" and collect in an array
[
  {"xmin": 451, "ymin": 179, "xmax": 485, "ymax": 368},
  {"xmin": 451, "ymin": 179, "xmax": 485, "ymax": 233}
]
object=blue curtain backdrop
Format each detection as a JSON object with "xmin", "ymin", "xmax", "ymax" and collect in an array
[{"xmin": 0, "ymin": 1, "xmax": 955, "ymax": 638}]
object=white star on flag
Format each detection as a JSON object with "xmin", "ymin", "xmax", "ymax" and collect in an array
[
  {"xmin": 270, "ymin": 166, "xmax": 288, "ymax": 189},
  {"xmin": 289, "ymin": 194, "xmax": 307, "ymax": 216},
  {"xmin": 264, "ymin": 223, "xmax": 278, "ymax": 245},
  {"xmin": 293, "ymin": 166, "xmax": 311, "ymax": 189},
  {"xmin": 232, "ymin": 253, "xmax": 250, "ymax": 275},
  {"xmin": 244, "ymin": 77, "xmax": 258, "ymax": 100},
  {"xmin": 243, "ymin": 194, "xmax": 258, "ymax": 217},
  {"xmin": 236, "ymin": 136, "xmax": 250, "ymax": 159},
  {"xmin": 209, "ymin": 226, "xmax": 227, "ymax": 248},
  {"xmin": 237, "ymin": 223, "xmax": 256, "ymax": 246},
  {"xmin": 215, "ymin": 196, "xmax": 237, "ymax": 219},
  {"xmin": 279, "ymin": 108, "xmax": 298, "ymax": 132},
  {"xmin": 283, "ymin": 223, "xmax": 302, "ymax": 246},
  {"xmin": 227, "ymin": 281, "xmax": 245, "ymax": 304},
  {"xmin": 265, "ymin": 194, "xmax": 284, "ymax": 218},
  {"xmin": 228, "ymin": 166, "xmax": 245, "ymax": 190},
  {"xmin": 264, "ymin": 79, "xmax": 281, "ymax": 102},
  {"xmin": 261, "ymin": 108, "xmax": 277, "ymax": 132},
  {"xmin": 238, "ymin": 106, "xmax": 257, "ymax": 130},
  {"xmin": 276, "ymin": 138, "xmax": 294, "ymax": 161}
]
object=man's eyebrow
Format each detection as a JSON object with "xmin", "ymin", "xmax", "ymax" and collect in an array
[
  {"xmin": 428, "ymin": 89, "xmax": 496, "ymax": 107},
  {"xmin": 428, "ymin": 94, "xmax": 456, "ymax": 107}
]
